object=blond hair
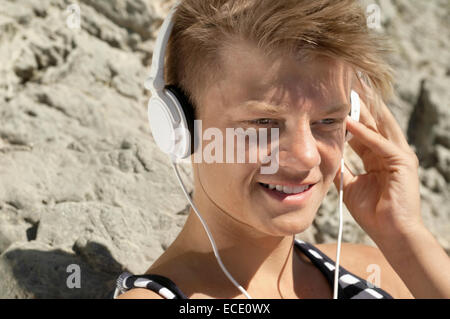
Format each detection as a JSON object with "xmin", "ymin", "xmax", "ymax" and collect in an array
[{"xmin": 165, "ymin": 0, "xmax": 395, "ymax": 118}]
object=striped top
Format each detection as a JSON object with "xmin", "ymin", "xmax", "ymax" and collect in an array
[{"xmin": 113, "ymin": 239, "xmax": 393, "ymax": 299}]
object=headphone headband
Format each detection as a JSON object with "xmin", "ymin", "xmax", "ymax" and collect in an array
[{"xmin": 145, "ymin": 1, "xmax": 181, "ymax": 93}]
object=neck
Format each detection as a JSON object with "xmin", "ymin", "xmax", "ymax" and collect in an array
[{"xmin": 171, "ymin": 187, "xmax": 302, "ymax": 295}]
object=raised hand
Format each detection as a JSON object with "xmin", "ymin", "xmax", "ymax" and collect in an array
[{"xmin": 334, "ymin": 82, "xmax": 423, "ymax": 243}]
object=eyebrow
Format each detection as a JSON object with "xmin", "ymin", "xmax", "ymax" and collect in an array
[
  {"xmin": 325, "ymin": 103, "xmax": 350, "ymax": 114},
  {"xmin": 239, "ymin": 101, "xmax": 289, "ymax": 114},
  {"xmin": 239, "ymin": 101, "xmax": 349, "ymax": 114}
]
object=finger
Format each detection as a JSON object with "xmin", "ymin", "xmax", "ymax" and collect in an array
[
  {"xmin": 345, "ymin": 113, "xmax": 372, "ymax": 160},
  {"xmin": 352, "ymin": 77, "xmax": 379, "ymax": 132},
  {"xmin": 354, "ymin": 79, "xmax": 411, "ymax": 151},
  {"xmin": 347, "ymin": 136, "xmax": 370, "ymax": 160},
  {"xmin": 357, "ymin": 95, "xmax": 379, "ymax": 133},
  {"xmin": 375, "ymin": 100, "xmax": 412, "ymax": 151},
  {"xmin": 344, "ymin": 96, "xmax": 378, "ymax": 160},
  {"xmin": 346, "ymin": 115, "xmax": 399, "ymax": 160}
]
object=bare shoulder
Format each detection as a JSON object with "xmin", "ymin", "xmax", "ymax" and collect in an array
[
  {"xmin": 315, "ymin": 242, "xmax": 414, "ymax": 299},
  {"xmin": 115, "ymin": 288, "xmax": 164, "ymax": 299}
]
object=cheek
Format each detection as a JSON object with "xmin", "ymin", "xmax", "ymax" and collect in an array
[
  {"xmin": 200, "ymin": 163, "xmax": 228, "ymax": 190},
  {"xmin": 199, "ymin": 163, "xmax": 254, "ymax": 203},
  {"xmin": 318, "ymin": 143, "xmax": 343, "ymax": 183}
]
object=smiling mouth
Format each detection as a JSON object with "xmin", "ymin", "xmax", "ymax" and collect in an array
[{"xmin": 258, "ymin": 182, "xmax": 314, "ymax": 195}]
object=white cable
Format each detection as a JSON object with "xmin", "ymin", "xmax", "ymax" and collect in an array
[
  {"xmin": 333, "ymin": 157, "xmax": 345, "ymax": 299},
  {"xmin": 170, "ymin": 160, "xmax": 253, "ymax": 299},
  {"xmin": 171, "ymin": 157, "xmax": 345, "ymax": 299}
]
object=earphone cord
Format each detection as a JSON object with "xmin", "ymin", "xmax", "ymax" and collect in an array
[
  {"xmin": 171, "ymin": 158, "xmax": 344, "ymax": 300},
  {"xmin": 170, "ymin": 160, "xmax": 253, "ymax": 299},
  {"xmin": 333, "ymin": 157, "xmax": 345, "ymax": 299}
]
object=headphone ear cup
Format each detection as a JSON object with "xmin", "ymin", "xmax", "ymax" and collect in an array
[
  {"xmin": 165, "ymin": 85, "xmax": 197, "ymax": 155},
  {"xmin": 147, "ymin": 94, "xmax": 181, "ymax": 157}
]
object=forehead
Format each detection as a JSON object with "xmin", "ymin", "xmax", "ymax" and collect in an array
[{"xmin": 201, "ymin": 39, "xmax": 353, "ymax": 113}]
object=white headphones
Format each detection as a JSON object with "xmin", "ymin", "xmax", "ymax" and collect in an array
[
  {"xmin": 144, "ymin": 1, "xmax": 361, "ymax": 299},
  {"xmin": 144, "ymin": 2, "xmax": 195, "ymax": 161}
]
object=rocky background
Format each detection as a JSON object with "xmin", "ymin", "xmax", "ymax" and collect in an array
[{"xmin": 0, "ymin": 0, "xmax": 448, "ymax": 298}]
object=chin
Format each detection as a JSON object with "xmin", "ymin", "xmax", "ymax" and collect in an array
[{"xmin": 264, "ymin": 210, "xmax": 315, "ymax": 237}]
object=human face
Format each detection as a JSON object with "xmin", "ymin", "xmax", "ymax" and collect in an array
[{"xmin": 192, "ymin": 40, "xmax": 353, "ymax": 237}]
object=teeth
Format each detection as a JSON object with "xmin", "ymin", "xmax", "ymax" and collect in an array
[
  {"xmin": 293, "ymin": 185, "xmax": 309, "ymax": 193},
  {"xmin": 282, "ymin": 185, "xmax": 293, "ymax": 193},
  {"xmin": 262, "ymin": 183, "xmax": 310, "ymax": 194}
]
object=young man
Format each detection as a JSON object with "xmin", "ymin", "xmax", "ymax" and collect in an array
[{"xmin": 117, "ymin": 0, "xmax": 450, "ymax": 299}]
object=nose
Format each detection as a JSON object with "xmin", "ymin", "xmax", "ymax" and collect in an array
[{"xmin": 278, "ymin": 124, "xmax": 321, "ymax": 170}]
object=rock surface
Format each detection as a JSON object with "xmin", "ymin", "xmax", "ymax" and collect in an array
[{"xmin": 0, "ymin": 0, "xmax": 448, "ymax": 298}]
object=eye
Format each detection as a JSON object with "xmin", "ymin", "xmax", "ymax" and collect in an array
[
  {"xmin": 249, "ymin": 118, "xmax": 277, "ymax": 126},
  {"xmin": 313, "ymin": 118, "xmax": 345, "ymax": 130},
  {"xmin": 319, "ymin": 119, "xmax": 338, "ymax": 125}
]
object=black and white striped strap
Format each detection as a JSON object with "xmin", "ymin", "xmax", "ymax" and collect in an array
[{"xmin": 114, "ymin": 271, "xmax": 188, "ymax": 299}]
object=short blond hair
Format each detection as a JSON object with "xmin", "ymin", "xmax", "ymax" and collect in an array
[{"xmin": 165, "ymin": 0, "xmax": 395, "ymax": 116}]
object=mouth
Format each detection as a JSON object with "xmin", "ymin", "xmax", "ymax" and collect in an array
[{"xmin": 258, "ymin": 182, "xmax": 316, "ymax": 206}]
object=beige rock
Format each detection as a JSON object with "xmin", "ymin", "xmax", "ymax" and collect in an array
[{"xmin": 0, "ymin": 0, "xmax": 448, "ymax": 298}]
